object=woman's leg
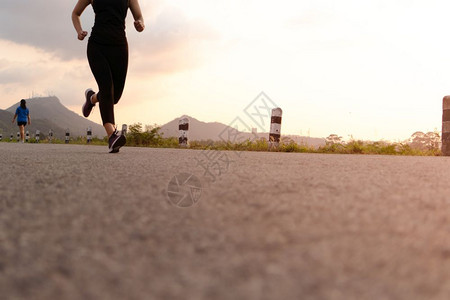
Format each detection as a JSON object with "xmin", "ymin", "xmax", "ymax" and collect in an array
[
  {"xmin": 87, "ymin": 42, "xmax": 116, "ymax": 136},
  {"xmin": 109, "ymin": 44, "xmax": 128, "ymax": 105},
  {"xmin": 103, "ymin": 123, "xmax": 115, "ymax": 137},
  {"xmin": 19, "ymin": 125, "xmax": 25, "ymax": 142},
  {"xmin": 95, "ymin": 43, "xmax": 128, "ymax": 137}
]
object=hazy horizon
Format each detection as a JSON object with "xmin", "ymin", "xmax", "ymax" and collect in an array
[{"xmin": 1, "ymin": 0, "xmax": 448, "ymax": 141}]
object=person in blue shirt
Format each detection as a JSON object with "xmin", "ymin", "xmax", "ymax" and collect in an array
[{"xmin": 12, "ymin": 99, "xmax": 31, "ymax": 143}]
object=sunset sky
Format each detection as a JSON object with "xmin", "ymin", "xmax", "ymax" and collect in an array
[{"xmin": 1, "ymin": 0, "xmax": 450, "ymax": 141}]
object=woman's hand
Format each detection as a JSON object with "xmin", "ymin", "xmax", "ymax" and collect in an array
[
  {"xmin": 72, "ymin": 0, "xmax": 91, "ymax": 40},
  {"xmin": 134, "ymin": 20, "xmax": 145, "ymax": 32},
  {"xmin": 78, "ymin": 30, "xmax": 88, "ymax": 40},
  {"xmin": 130, "ymin": 0, "xmax": 145, "ymax": 32}
]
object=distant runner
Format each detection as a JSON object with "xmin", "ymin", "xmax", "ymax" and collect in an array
[
  {"xmin": 11, "ymin": 99, "xmax": 31, "ymax": 143},
  {"xmin": 72, "ymin": 0, "xmax": 145, "ymax": 153}
]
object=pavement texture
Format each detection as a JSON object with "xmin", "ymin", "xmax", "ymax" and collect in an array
[{"xmin": 2, "ymin": 142, "xmax": 450, "ymax": 300}]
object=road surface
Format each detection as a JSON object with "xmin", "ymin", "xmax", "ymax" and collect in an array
[{"xmin": 1, "ymin": 142, "xmax": 450, "ymax": 300}]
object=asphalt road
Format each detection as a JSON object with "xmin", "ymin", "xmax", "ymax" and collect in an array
[{"xmin": 2, "ymin": 142, "xmax": 450, "ymax": 300}]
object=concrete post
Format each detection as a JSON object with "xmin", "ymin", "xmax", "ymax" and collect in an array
[
  {"xmin": 65, "ymin": 129, "xmax": 70, "ymax": 144},
  {"xmin": 87, "ymin": 127, "xmax": 92, "ymax": 144},
  {"xmin": 179, "ymin": 117, "xmax": 189, "ymax": 147},
  {"xmin": 269, "ymin": 108, "xmax": 283, "ymax": 146},
  {"xmin": 122, "ymin": 124, "xmax": 127, "ymax": 136},
  {"xmin": 443, "ymin": 96, "xmax": 450, "ymax": 155},
  {"xmin": 35, "ymin": 130, "xmax": 40, "ymax": 143},
  {"xmin": 25, "ymin": 131, "xmax": 29, "ymax": 142},
  {"xmin": 17, "ymin": 132, "xmax": 20, "ymax": 142},
  {"xmin": 0, "ymin": 133, "xmax": 2, "ymax": 141},
  {"xmin": 10, "ymin": 133, "xmax": 13, "ymax": 142},
  {"xmin": 48, "ymin": 129, "xmax": 53, "ymax": 143}
]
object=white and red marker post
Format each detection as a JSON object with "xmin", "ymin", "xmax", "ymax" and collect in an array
[
  {"xmin": 65, "ymin": 129, "xmax": 70, "ymax": 144},
  {"xmin": 179, "ymin": 117, "xmax": 189, "ymax": 147},
  {"xmin": 269, "ymin": 108, "xmax": 282, "ymax": 148},
  {"xmin": 87, "ymin": 127, "xmax": 92, "ymax": 144},
  {"xmin": 443, "ymin": 96, "xmax": 450, "ymax": 155},
  {"xmin": 48, "ymin": 129, "xmax": 53, "ymax": 143}
]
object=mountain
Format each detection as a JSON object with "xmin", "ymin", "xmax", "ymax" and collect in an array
[
  {"xmin": 159, "ymin": 115, "xmax": 238, "ymax": 141},
  {"xmin": 0, "ymin": 109, "xmax": 65, "ymax": 139},
  {"xmin": 160, "ymin": 116, "xmax": 326, "ymax": 147},
  {"xmin": 2, "ymin": 97, "xmax": 105, "ymax": 138},
  {"xmin": 1, "ymin": 98, "xmax": 325, "ymax": 146}
]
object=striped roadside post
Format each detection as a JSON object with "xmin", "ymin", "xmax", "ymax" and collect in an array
[
  {"xmin": 87, "ymin": 127, "xmax": 92, "ymax": 144},
  {"xmin": 179, "ymin": 117, "xmax": 189, "ymax": 147},
  {"xmin": 122, "ymin": 124, "xmax": 127, "ymax": 136},
  {"xmin": 269, "ymin": 108, "xmax": 283, "ymax": 147},
  {"xmin": 0, "ymin": 133, "xmax": 2, "ymax": 141},
  {"xmin": 17, "ymin": 132, "xmax": 20, "ymax": 142},
  {"xmin": 25, "ymin": 131, "xmax": 29, "ymax": 142},
  {"xmin": 443, "ymin": 96, "xmax": 450, "ymax": 155},
  {"xmin": 35, "ymin": 130, "xmax": 40, "ymax": 143},
  {"xmin": 48, "ymin": 129, "xmax": 53, "ymax": 143},
  {"xmin": 10, "ymin": 133, "xmax": 13, "ymax": 142},
  {"xmin": 65, "ymin": 129, "xmax": 70, "ymax": 144}
]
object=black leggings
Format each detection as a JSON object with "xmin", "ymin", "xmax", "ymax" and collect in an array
[{"xmin": 87, "ymin": 41, "xmax": 128, "ymax": 125}]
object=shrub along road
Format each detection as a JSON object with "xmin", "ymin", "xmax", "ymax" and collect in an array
[{"xmin": 1, "ymin": 142, "xmax": 450, "ymax": 300}]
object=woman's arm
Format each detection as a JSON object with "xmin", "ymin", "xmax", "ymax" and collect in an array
[
  {"xmin": 72, "ymin": 0, "xmax": 92, "ymax": 40},
  {"xmin": 12, "ymin": 114, "xmax": 17, "ymax": 123},
  {"xmin": 129, "ymin": 0, "xmax": 145, "ymax": 32},
  {"xmin": 27, "ymin": 115, "xmax": 31, "ymax": 125}
]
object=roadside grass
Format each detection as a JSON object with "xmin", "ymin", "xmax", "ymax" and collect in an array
[{"xmin": 0, "ymin": 131, "xmax": 441, "ymax": 156}]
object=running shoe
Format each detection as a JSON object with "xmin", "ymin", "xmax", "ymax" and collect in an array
[
  {"xmin": 108, "ymin": 130, "xmax": 126, "ymax": 153},
  {"xmin": 82, "ymin": 89, "xmax": 96, "ymax": 117}
]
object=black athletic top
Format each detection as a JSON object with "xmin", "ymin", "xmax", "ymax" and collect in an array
[{"xmin": 90, "ymin": 0, "xmax": 128, "ymax": 45}]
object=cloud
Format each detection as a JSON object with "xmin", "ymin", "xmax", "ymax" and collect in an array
[
  {"xmin": 0, "ymin": 39, "xmax": 93, "ymax": 107},
  {"xmin": 0, "ymin": 0, "xmax": 89, "ymax": 60},
  {"xmin": 0, "ymin": 0, "xmax": 223, "ymax": 115},
  {"xmin": 0, "ymin": 41, "xmax": 54, "ymax": 85},
  {"xmin": 129, "ymin": 5, "xmax": 221, "ymax": 76},
  {"xmin": 0, "ymin": 0, "xmax": 221, "ymax": 75}
]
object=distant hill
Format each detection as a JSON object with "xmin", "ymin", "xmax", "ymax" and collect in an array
[
  {"xmin": 1, "ymin": 98, "xmax": 325, "ymax": 146},
  {"xmin": 2, "ymin": 97, "xmax": 105, "ymax": 139},
  {"xmin": 160, "ymin": 115, "xmax": 237, "ymax": 141},
  {"xmin": 160, "ymin": 115, "xmax": 326, "ymax": 147},
  {"xmin": 0, "ymin": 109, "xmax": 65, "ymax": 139}
]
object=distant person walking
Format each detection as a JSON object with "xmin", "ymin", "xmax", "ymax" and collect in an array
[
  {"xmin": 72, "ymin": 0, "xmax": 145, "ymax": 153},
  {"xmin": 12, "ymin": 99, "xmax": 31, "ymax": 143}
]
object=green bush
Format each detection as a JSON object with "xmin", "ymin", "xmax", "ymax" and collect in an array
[{"xmin": 0, "ymin": 125, "xmax": 443, "ymax": 157}]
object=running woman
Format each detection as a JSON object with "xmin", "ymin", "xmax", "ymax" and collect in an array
[
  {"xmin": 11, "ymin": 99, "xmax": 31, "ymax": 143},
  {"xmin": 72, "ymin": 0, "xmax": 145, "ymax": 153}
]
